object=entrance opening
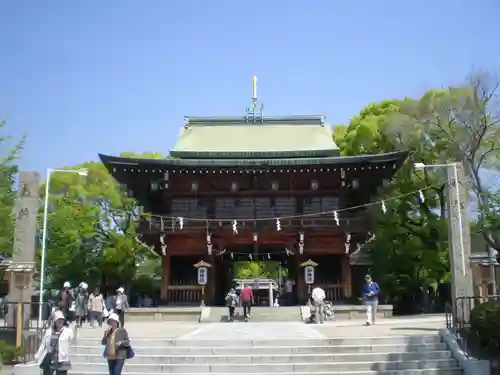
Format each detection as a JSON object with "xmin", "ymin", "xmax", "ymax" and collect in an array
[{"xmin": 214, "ymin": 244, "xmax": 298, "ymax": 306}]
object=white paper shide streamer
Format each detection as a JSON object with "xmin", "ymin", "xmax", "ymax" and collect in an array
[
  {"xmin": 178, "ymin": 217, "xmax": 184, "ymax": 230},
  {"xmin": 418, "ymin": 190, "xmax": 425, "ymax": 203},
  {"xmin": 333, "ymin": 211, "xmax": 340, "ymax": 226},
  {"xmin": 276, "ymin": 218, "xmax": 281, "ymax": 231},
  {"xmin": 381, "ymin": 201, "xmax": 387, "ymax": 214},
  {"xmin": 159, "ymin": 232, "xmax": 167, "ymax": 256},
  {"xmin": 232, "ymin": 220, "xmax": 238, "ymax": 234}
]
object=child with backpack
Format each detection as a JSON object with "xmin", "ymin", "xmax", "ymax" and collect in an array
[{"xmin": 225, "ymin": 288, "xmax": 238, "ymax": 322}]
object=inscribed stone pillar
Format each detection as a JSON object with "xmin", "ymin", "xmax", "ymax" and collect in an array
[
  {"xmin": 446, "ymin": 163, "xmax": 474, "ymax": 321},
  {"xmin": 7, "ymin": 172, "xmax": 40, "ymax": 324}
]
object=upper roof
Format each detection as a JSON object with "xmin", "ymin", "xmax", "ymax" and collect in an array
[{"xmin": 170, "ymin": 115, "xmax": 339, "ymax": 159}]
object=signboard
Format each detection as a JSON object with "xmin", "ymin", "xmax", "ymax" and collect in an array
[
  {"xmin": 197, "ymin": 267, "xmax": 208, "ymax": 285},
  {"xmin": 304, "ymin": 266, "xmax": 314, "ymax": 284}
]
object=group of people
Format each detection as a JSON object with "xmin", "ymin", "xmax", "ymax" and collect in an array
[
  {"xmin": 225, "ymin": 284, "xmax": 254, "ymax": 322},
  {"xmin": 309, "ymin": 274, "xmax": 380, "ymax": 325},
  {"xmin": 55, "ymin": 281, "xmax": 130, "ymax": 328},
  {"xmin": 226, "ymin": 275, "xmax": 380, "ymax": 325},
  {"xmin": 35, "ymin": 308, "xmax": 133, "ymax": 375}
]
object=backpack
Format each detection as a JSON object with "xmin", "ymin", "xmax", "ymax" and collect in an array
[{"xmin": 225, "ymin": 293, "xmax": 235, "ymax": 306}]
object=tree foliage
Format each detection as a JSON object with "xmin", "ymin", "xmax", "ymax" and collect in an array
[
  {"xmin": 334, "ymin": 72, "xmax": 500, "ymax": 313},
  {"xmin": 233, "ymin": 261, "xmax": 286, "ymax": 279},
  {"xmin": 334, "ymin": 99, "xmax": 449, "ymax": 313},
  {"xmin": 479, "ymin": 189, "xmax": 500, "ymax": 234},
  {"xmin": 0, "ymin": 119, "xmax": 24, "ymax": 255},
  {"xmin": 42, "ymin": 152, "xmax": 167, "ymax": 289}
]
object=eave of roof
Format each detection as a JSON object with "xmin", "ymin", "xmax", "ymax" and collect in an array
[{"xmin": 98, "ymin": 151, "xmax": 409, "ymax": 169}]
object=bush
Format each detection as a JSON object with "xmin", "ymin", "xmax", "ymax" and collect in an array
[
  {"xmin": 0, "ymin": 339, "xmax": 17, "ymax": 364},
  {"xmin": 469, "ymin": 299, "xmax": 500, "ymax": 359}
]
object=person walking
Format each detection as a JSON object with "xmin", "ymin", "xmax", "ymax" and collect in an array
[
  {"xmin": 56, "ymin": 282, "xmax": 73, "ymax": 322},
  {"xmin": 239, "ymin": 285, "xmax": 254, "ymax": 321},
  {"xmin": 74, "ymin": 287, "xmax": 88, "ymax": 328},
  {"xmin": 311, "ymin": 284, "xmax": 326, "ymax": 324},
  {"xmin": 101, "ymin": 313, "xmax": 132, "ymax": 375},
  {"xmin": 225, "ymin": 288, "xmax": 238, "ymax": 322},
  {"xmin": 363, "ymin": 275, "xmax": 380, "ymax": 326},
  {"xmin": 88, "ymin": 287, "xmax": 105, "ymax": 328},
  {"xmin": 35, "ymin": 310, "xmax": 74, "ymax": 375},
  {"xmin": 284, "ymin": 278, "xmax": 295, "ymax": 306},
  {"xmin": 115, "ymin": 287, "xmax": 129, "ymax": 327}
]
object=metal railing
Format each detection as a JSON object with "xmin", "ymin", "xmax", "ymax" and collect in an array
[{"xmin": 0, "ymin": 301, "xmax": 51, "ymax": 364}]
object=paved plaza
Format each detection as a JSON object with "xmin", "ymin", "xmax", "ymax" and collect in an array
[{"xmin": 74, "ymin": 315, "xmax": 446, "ymax": 340}]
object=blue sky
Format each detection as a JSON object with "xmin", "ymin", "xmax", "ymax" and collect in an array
[{"xmin": 1, "ymin": 0, "xmax": 499, "ymax": 185}]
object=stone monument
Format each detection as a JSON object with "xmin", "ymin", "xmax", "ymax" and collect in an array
[
  {"xmin": 5, "ymin": 172, "xmax": 40, "ymax": 328},
  {"xmin": 446, "ymin": 162, "xmax": 474, "ymax": 321}
]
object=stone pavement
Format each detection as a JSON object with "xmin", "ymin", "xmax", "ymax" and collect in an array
[{"xmin": 74, "ymin": 314, "xmax": 447, "ymax": 340}]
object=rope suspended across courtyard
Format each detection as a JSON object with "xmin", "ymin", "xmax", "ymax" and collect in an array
[{"xmin": 133, "ymin": 184, "xmax": 442, "ymax": 224}]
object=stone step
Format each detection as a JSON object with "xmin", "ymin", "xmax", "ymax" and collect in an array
[
  {"xmin": 69, "ymin": 371, "xmax": 462, "ymax": 375},
  {"xmin": 211, "ymin": 307, "xmax": 301, "ymax": 322},
  {"xmin": 71, "ymin": 342, "xmax": 448, "ymax": 355},
  {"xmin": 70, "ymin": 358, "xmax": 457, "ymax": 372},
  {"xmin": 71, "ymin": 351, "xmax": 453, "ymax": 364},
  {"xmin": 73, "ymin": 335, "xmax": 442, "ymax": 347}
]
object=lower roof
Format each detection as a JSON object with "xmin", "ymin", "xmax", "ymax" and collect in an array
[{"xmin": 98, "ymin": 151, "xmax": 408, "ymax": 169}]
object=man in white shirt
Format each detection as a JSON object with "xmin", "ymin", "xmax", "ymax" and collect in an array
[
  {"xmin": 284, "ymin": 279, "xmax": 295, "ymax": 306},
  {"xmin": 311, "ymin": 285, "xmax": 326, "ymax": 324}
]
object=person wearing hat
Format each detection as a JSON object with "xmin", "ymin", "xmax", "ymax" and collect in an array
[
  {"xmin": 35, "ymin": 310, "xmax": 73, "ymax": 375},
  {"xmin": 363, "ymin": 274, "xmax": 380, "ymax": 326},
  {"xmin": 56, "ymin": 281, "xmax": 74, "ymax": 322},
  {"xmin": 101, "ymin": 313, "xmax": 131, "ymax": 375},
  {"xmin": 74, "ymin": 285, "xmax": 89, "ymax": 328},
  {"xmin": 114, "ymin": 287, "xmax": 129, "ymax": 327}
]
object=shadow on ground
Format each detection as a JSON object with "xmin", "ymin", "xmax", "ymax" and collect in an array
[{"xmin": 390, "ymin": 327, "xmax": 440, "ymax": 332}]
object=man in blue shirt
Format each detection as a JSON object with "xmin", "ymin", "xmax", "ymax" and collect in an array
[{"xmin": 362, "ymin": 275, "xmax": 380, "ymax": 325}]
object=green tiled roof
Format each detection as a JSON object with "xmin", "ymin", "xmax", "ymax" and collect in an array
[{"xmin": 170, "ymin": 116, "xmax": 339, "ymax": 158}]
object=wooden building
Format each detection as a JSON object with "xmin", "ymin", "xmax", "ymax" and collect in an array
[{"xmin": 99, "ymin": 110, "xmax": 407, "ymax": 306}]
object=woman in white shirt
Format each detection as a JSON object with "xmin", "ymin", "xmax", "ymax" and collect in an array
[{"xmin": 35, "ymin": 309, "xmax": 74, "ymax": 375}]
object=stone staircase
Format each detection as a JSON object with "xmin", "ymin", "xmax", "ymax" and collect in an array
[
  {"xmin": 204, "ymin": 306, "xmax": 301, "ymax": 322},
  {"xmin": 69, "ymin": 333, "xmax": 462, "ymax": 374}
]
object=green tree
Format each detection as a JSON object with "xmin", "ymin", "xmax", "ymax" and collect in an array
[
  {"xmin": 391, "ymin": 73, "xmax": 500, "ymax": 249},
  {"xmin": 42, "ymin": 151, "xmax": 167, "ymax": 289},
  {"xmin": 334, "ymin": 99, "xmax": 449, "ymax": 313},
  {"xmin": 480, "ymin": 189, "xmax": 500, "ymax": 234},
  {"xmin": 233, "ymin": 261, "xmax": 284, "ymax": 279},
  {"xmin": 0, "ymin": 119, "xmax": 24, "ymax": 255},
  {"xmin": 335, "ymin": 72, "xmax": 500, "ymax": 312}
]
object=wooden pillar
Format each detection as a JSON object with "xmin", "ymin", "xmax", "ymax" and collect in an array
[
  {"xmin": 160, "ymin": 254, "xmax": 171, "ymax": 304},
  {"xmin": 296, "ymin": 255, "xmax": 304, "ymax": 303},
  {"xmin": 209, "ymin": 254, "xmax": 216, "ymax": 305},
  {"xmin": 341, "ymin": 255, "xmax": 352, "ymax": 299}
]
